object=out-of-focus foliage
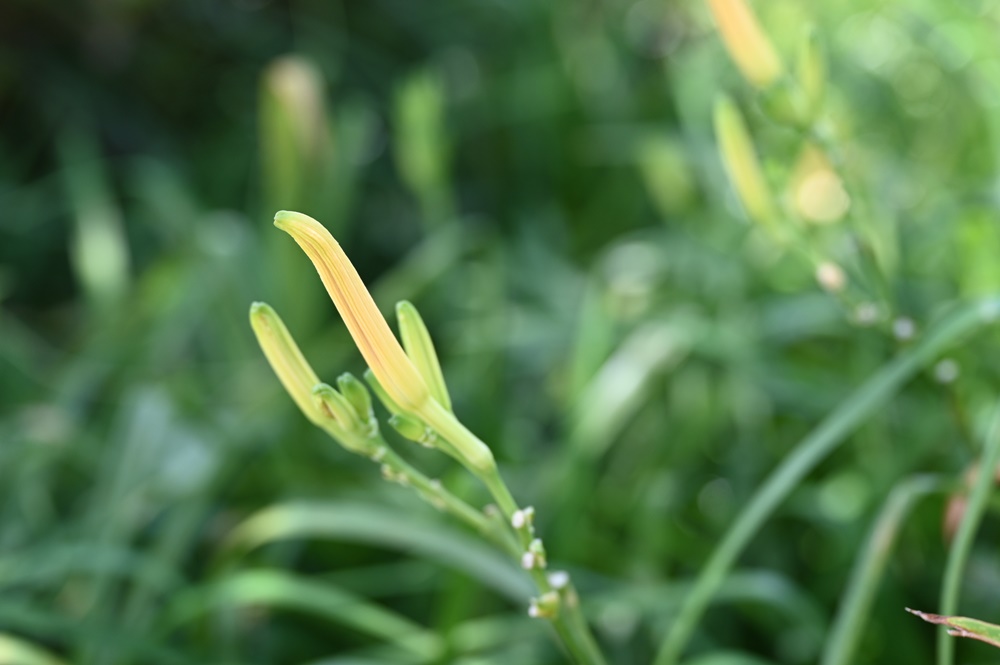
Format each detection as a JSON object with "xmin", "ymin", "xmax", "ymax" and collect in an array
[{"xmin": 3, "ymin": 1, "xmax": 1000, "ymax": 664}]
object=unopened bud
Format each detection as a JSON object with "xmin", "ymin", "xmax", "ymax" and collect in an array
[
  {"xmin": 511, "ymin": 506, "xmax": 536, "ymax": 532},
  {"xmin": 714, "ymin": 96, "xmax": 779, "ymax": 236},
  {"xmin": 337, "ymin": 372, "xmax": 374, "ymax": 421},
  {"xmin": 249, "ymin": 302, "xmax": 324, "ymax": 425},
  {"xmin": 815, "ymin": 261, "xmax": 846, "ymax": 293},
  {"xmin": 389, "ymin": 413, "xmax": 437, "ymax": 448},
  {"xmin": 706, "ymin": 0, "xmax": 784, "ymax": 89},
  {"xmin": 312, "ymin": 383, "xmax": 362, "ymax": 432},
  {"xmin": 396, "ymin": 300, "xmax": 452, "ymax": 411}
]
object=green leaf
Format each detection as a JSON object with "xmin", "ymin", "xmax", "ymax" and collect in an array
[{"xmin": 907, "ymin": 609, "xmax": 1000, "ymax": 649}]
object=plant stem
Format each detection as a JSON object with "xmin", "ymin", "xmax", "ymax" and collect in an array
[
  {"xmin": 653, "ymin": 297, "xmax": 1000, "ymax": 665},
  {"xmin": 430, "ymin": 405, "xmax": 608, "ymax": 665},
  {"xmin": 937, "ymin": 403, "xmax": 1000, "ymax": 665}
]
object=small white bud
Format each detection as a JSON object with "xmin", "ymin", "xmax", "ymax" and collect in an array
[
  {"xmin": 934, "ymin": 359, "xmax": 960, "ymax": 384},
  {"xmin": 815, "ymin": 261, "xmax": 846, "ymax": 293},
  {"xmin": 521, "ymin": 552, "xmax": 537, "ymax": 570},
  {"xmin": 528, "ymin": 603, "xmax": 541, "ymax": 618},
  {"xmin": 547, "ymin": 570, "xmax": 569, "ymax": 589},
  {"xmin": 511, "ymin": 506, "xmax": 535, "ymax": 531},
  {"xmin": 893, "ymin": 317, "xmax": 916, "ymax": 341},
  {"xmin": 854, "ymin": 302, "xmax": 880, "ymax": 326}
]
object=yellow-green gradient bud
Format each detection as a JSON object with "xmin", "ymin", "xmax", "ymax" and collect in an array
[
  {"xmin": 706, "ymin": 0, "xmax": 784, "ymax": 89},
  {"xmin": 312, "ymin": 383, "xmax": 363, "ymax": 432},
  {"xmin": 713, "ymin": 96, "xmax": 779, "ymax": 235},
  {"xmin": 396, "ymin": 300, "xmax": 452, "ymax": 411},
  {"xmin": 274, "ymin": 210, "xmax": 432, "ymax": 414},
  {"xmin": 249, "ymin": 302, "xmax": 324, "ymax": 425}
]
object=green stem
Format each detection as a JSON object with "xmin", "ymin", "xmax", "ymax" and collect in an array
[
  {"xmin": 822, "ymin": 474, "xmax": 949, "ymax": 665},
  {"xmin": 378, "ymin": 446, "xmax": 490, "ymax": 535},
  {"xmin": 428, "ymin": 404, "xmax": 608, "ymax": 665},
  {"xmin": 938, "ymin": 403, "xmax": 1000, "ymax": 665},
  {"xmin": 653, "ymin": 297, "xmax": 1000, "ymax": 665}
]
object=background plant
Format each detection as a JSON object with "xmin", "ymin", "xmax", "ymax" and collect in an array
[{"xmin": 3, "ymin": 1, "xmax": 1000, "ymax": 664}]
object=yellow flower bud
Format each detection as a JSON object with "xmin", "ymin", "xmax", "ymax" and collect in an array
[
  {"xmin": 706, "ymin": 0, "xmax": 783, "ymax": 89},
  {"xmin": 249, "ymin": 302, "xmax": 324, "ymax": 425},
  {"xmin": 713, "ymin": 96, "xmax": 779, "ymax": 235},
  {"xmin": 273, "ymin": 210, "xmax": 432, "ymax": 414}
]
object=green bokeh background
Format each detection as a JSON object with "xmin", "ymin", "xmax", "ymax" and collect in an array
[{"xmin": 3, "ymin": 1, "xmax": 1000, "ymax": 663}]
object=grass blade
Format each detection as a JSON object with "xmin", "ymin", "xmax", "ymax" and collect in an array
[
  {"xmin": 654, "ymin": 298, "xmax": 1000, "ymax": 665},
  {"xmin": 935, "ymin": 403, "xmax": 1000, "ymax": 665}
]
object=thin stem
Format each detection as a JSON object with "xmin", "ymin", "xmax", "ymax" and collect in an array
[
  {"xmin": 821, "ymin": 474, "xmax": 949, "ymax": 665},
  {"xmin": 938, "ymin": 403, "xmax": 1000, "ymax": 665},
  {"xmin": 428, "ymin": 403, "xmax": 608, "ymax": 665},
  {"xmin": 378, "ymin": 446, "xmax": 490, "ymax": 535},
  {"xmin": 653, "ymin": 297, "xmax": 1000, "ymax": 665}
]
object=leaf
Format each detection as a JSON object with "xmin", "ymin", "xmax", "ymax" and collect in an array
[{"xmin": 906, "ymin": 608, "xmax": 1000, "ymax": 649}]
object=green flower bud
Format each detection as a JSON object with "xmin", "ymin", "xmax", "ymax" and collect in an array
[
  {"xmin": 396, "ymin": 300, "xmax": 452, "ymax": 411},
  {"xmin": 388, "ymin": 413, "xmax": 436, "ymax": 447},
  {"xmin": 337, "ymin": 372, "xmax": 374, "ymax": 421}
]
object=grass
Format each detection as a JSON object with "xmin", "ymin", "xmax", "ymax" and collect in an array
[{"xmin": 4, "ymin": 0, "xmax": 1000, "ymax": 663}]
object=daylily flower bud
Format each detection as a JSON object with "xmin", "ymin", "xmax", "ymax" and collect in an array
[
  {"xmin": 706, "ymin": 0, "xmax": 784, "ymax": 90},
  {"xmin": 388, "ymin": 413, "xmax": 436, "ymax": 447},
  {"xmin": 396, "ymin": 300, "xmax": 452, "ymax": 411},
  {"xmin": 275, "ymin": 211, "xmax": 496, "ymax": 473},
  {"xmin": 337, "ymin": 372, "xmax": 374, "ymax": 421},
  {"xmin": 312, "ymin": 383, "xmax": 377, "ymax": 455},
  {"xmin": 249, "ymin": 302, "xmax": 324, "ymax": 425},
  {"xmin": 713, "ymin": 96, "xmax": 779, "ymax": 235},
  {"xmin": 312, "ymin": 383, "xmax": 362, "ymax": 432},
  {"xmin": 274, "ymin": 211, "xmax": 432, "ymax": 413}
]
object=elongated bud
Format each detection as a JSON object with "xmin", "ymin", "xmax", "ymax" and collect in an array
[
  {"xmin": 311, "ymin": 384, "xmax": 378, "ymax": 455},
  {"xmin": 249, "ymin": 302, "xmax": 324, "ymax": 425},
  {"xmin": 713, "ymin": 96, "xmax": 779, "ymax": 235},
  {"xmin": 706, "ymin": 0, "xmax": 783, "ymax": 89},
  {"xmin": 337, "ymin": 372, "xmax": 373, "ymax": 421},
  {"xmin": 389, "ymin": 413, "xmax": 436, "ymax": 447},
  {"xmin": 312, "ymin": 383, "xmax": 362, "ymax": 431},
  {"xmin": 396, "ymin": 301, "xmax": 452, "ymax": 411},
  {"xmin": 797, "ymin": 26, "xmax": 825, "ymax": 117},
  {"xmin": 274, "ymin": 211, "xmax": 432, "ymax": 413}
]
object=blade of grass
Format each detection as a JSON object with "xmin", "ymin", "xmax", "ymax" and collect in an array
[
  {"xmin": 654, "ymin": 297, "xmax": 1000, "ymax": 665},
  {"xmin": 937, "ymin": 402, "xmax": 1000, "ymax": 665},
  {"xmin": 221, "ymin": 501, "xmax": 532, "ymax": 601},
  {"xmin": 0, "ymin": 632, "xmax": 68, "ymax": 665},
  {"xmin": 821, "ymin": 474, "xmax": 950, "ymax": 665},
  {"xmin": 163, "ymin": 569, "xmax": 444, "ymax": 661}
]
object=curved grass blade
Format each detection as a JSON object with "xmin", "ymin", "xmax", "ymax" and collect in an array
[
  {"xmin": 221, "ymin": 501, "xmax": 532, "ymax": 601},
  {"xmin": 654, "ymin": 297, "xmax": 1000, "ymax": 665},
  {"xmin": 821, "ymin": 474, "xmax": 949, "ymax": 665},
  {"xmin": 0, "ymin": 633, "xmax": 68, "ymax": 665},
  {"xmin": 164, "ymin": 569, "xmax": 444, "ymax": 661},
  {"xmin": 936, "ymin": 403, "xmax": 1000, "ymax": 665}
]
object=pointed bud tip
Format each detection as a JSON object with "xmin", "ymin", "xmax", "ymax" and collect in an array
[
  {"xmin": 249, "ymin": 301, "xmax": 273, "ymax": 317},
  {"xmin": 273, "ymin": 209, "xmax": 317, "ymax": 231}
]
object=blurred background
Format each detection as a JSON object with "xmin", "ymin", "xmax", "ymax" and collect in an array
[{"xmin": 3, "ymin": 0, "xmax": 1000, "ymax": 663}]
